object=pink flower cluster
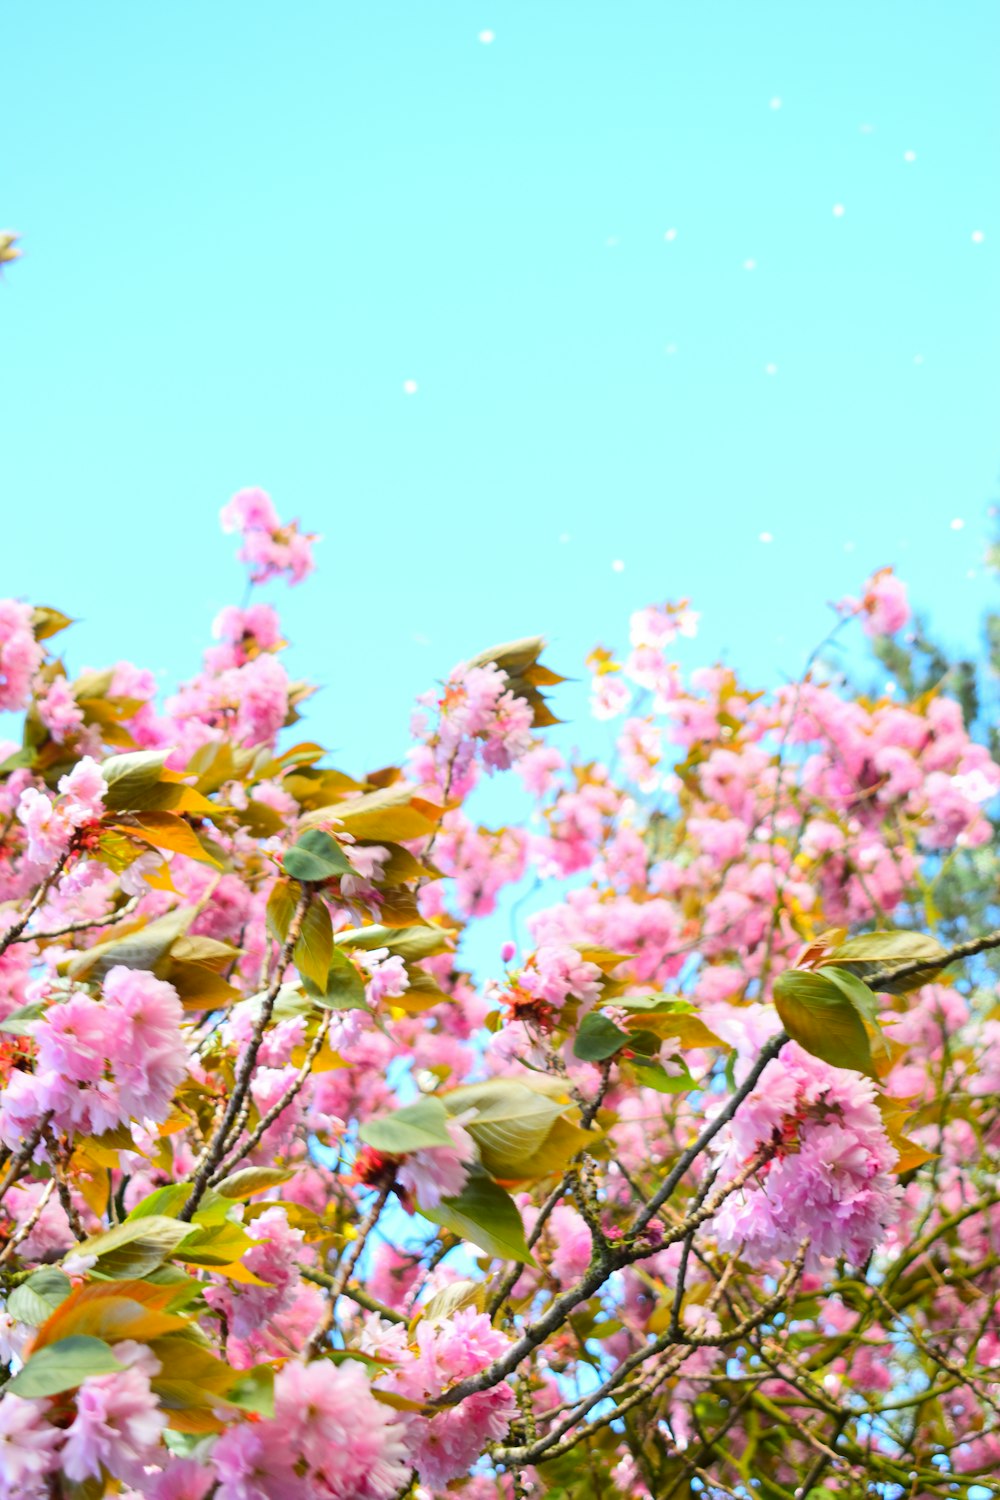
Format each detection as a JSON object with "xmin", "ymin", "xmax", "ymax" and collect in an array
[
  {"xmin": 204, "ymin": 602, "xmax": 283, "ymax": 671},
  {"xmin": 0, "ymin": 1341, "xmax": 164, "ymax": 1499},
  {"xmin": 164, "ymin": 651, "xmax": 290, "ymax": 761},
  {"xmin": 219, "ymin": 488, "xmax": 317, "ymax": 586},
  {"xmin": 16, "ymin": 756, "xmax": 107, "ymax": 865},
  {"xmin": 0, "ymin": 966, "xmax": 188, "ymax": 1145},
  {"xmin": 710, "ymin": 1036, "xmax": 902, "ymax": 1268},
  {"xmin": 411, "ymin": 661, "xmax": 534, "ymax": 799},
  {"xmin": 517, "ymin": 944, "xmax": 603, "ymax": 1013},
  {"xmin": 383, "ymin": 1308, "xmax": 517, "ymax": 1489},
  {"xmin": 396, "ymin": 1112, "xmax": 478, "ymax": 1209},
  {"xmin": 0, "ymin": 601, "xmax": 42, "ymax": 714},
  {"xmin": 36, "ymin": 675, "xmax": 84, "ymax": 744},
  {"xmin": 211, "ymin": 1358, "xmax": 409, "ymax": 1500},
  {"xmin": 840, "ymin": 567, "xmax": 911, "ymax": 638}
]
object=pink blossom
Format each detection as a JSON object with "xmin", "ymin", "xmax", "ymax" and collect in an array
[
  {"xmin": 0, "ymin": 1392, "xmax": 62, "ymax": 1500},
  {"xmin": 0, "ymin": 602, "xmax": 42, "ymax": 714},
  {"xmin": 842, "ymin": 568, "xmax": 911, "ymax": 637},
  {"xmin": 204, "ymin": 1206, "xmax": 305, "ymax": 1350},
  {"xmin": 141, "ymin": 1457, "xmax": 214, "ymax": 1500},
  {"xmin": 220, "ymin": 487, "xmax": 281, "ymax": 534},
  {"xmin": 358, "ymin": 947, "xmax": 410, "ymax": 1007},
  {"xmin": 385, "ymin": 1310, "xmax": 516, "ymax": 1488},
  {"xmin": 211, "ymin": 1359, "xmax": 408, "ymax": 1500},
  {"xmin": 519, "ymin": 944, "xmax": 603, "ymax": 1011},
  {"xmin": 62, "ymin": 1340, "xmax": 165, "ymax": 1486},
  {"xmin": 547, "ymin": 1203, "xmax": 593, "ymax": 1285},
  {"xmin": 36, "ymin": 675, "xmax": 83, "ymax": 743},
  {"xmin": 2, "ymin": 967, "xmax": 188, "ymax": 1144},
  {"xmin": 711, "ymin": 1040, "xmax": 901, "ymax": 1268},
  {"xmin": 397, "ymin": 1114, "xmax": 478, "ymax": 1209},
  {"xmin": 59, "ymin": 756, "xmax": 108, "ymax": 820},
  {"xmin": 220, "ymin": 489, "xmax": 317, "ymax": 587}
]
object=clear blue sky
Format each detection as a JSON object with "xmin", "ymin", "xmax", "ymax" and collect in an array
[{"xmin": 2, "ymin": 1, "xmax": 998, "ymax": 771}]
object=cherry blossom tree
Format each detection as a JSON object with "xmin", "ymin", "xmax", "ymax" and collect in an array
[{"xmin": 0, "ymin": 489, "xmax": 998, "ymax": 1500}]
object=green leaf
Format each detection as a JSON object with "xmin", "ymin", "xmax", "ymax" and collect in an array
[
  {"xmin": 294, "ymin": 899, "xmax": 333, "ymax": 989},
  {"xmin": 302, "ymin": 947, "xmax": 369, "ymax": 1012},
  {"xmin": 772, "ymin": 969, "xmax": 875, "ymax": 1076},
  {"xmin": 360, "ymin": 1095, "xmax": 454, "ymax": 1155},
  {"xmin": 420, "ymin": 1168, "xmax": 535, "ymax": 1265},
  {"xmin": 442, "ymin": 1078, "xmax": 566, "ymax": 1180},
  {"xmin": 176, "ymin": 1219, "xmax": 259, "ymax": 1267},
  {"xmin": 74, "ymin": 1215, "xmax": 197, "ymax": 1278},
  {"xmin": 127, "ymin": 1186, "xmax": 231, "ymax": 1228},
  {"xmin": 215, "ymin": 1166, "xmax": 296, "ymax": 1200},
  {"xmin": 826, "ymin": 931, "xmax": 949, "ymax": 994},
  {"xmin": 627, "ymin": 1058, "xmax": 696, "ymax": 1094},
  {"xmin": 282, "ymin": 829, "xmax": 354, "ymax": 883},
  {"xmin": 0, "ymin": 1000, "xmax": 46, "ymax": 1035},
  {"xmin": 101, "ymin": 750, "xmax": 176, "ymax": 811},
  {"xmin": 416, "ymin": 1278, "xmax": 486, "ymax": 1327},
  {"xmin": 65, "ymin": 906, "xmax": 195, "ymax": 983},
  {"xmin": 819, "ymin": 966, "xmax": 889, "ymax": 1058},
  {"xmin": 573, "ymin": 1010, "xmax": 630, "ymax": 1062},
  {"xmin": 7, "ymin": 1336, "xmax": 124, "ymax": 1397},
  {"xmin": 31, "ymin": 605, "xmax": 74, "ymax": 642},
  {"xmin": 7, "ymin": 1268, "xmax": 72, "ymax": 1326},
  {"xmin": 336, "ymin": 924, "xmax": 453, "ymax": 961},
  {"xmin": 227, "ymin": 1363, "xmax": 276, "ymax": 1418}
]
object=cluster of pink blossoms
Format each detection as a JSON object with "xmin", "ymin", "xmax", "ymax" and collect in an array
[
  {"xmin": 709, "ymin": 1028, "xmax": 902, "ymax": 1269},
  {"xmin": 839, "ymin": 566, "xmax": 911, "ymax": 638},
  {"xmin": 219, "ymin": 487, "xmax": 318, "ymax": 586},
  {"xmin": 380, "ymin": 1309, "xmax": 518, "ymax": 1489},
  {"xmin": 0, "ymin": 600, "xmax": 42, "ymax": 713},
  {"xmin": 410, "ymin": 661, "xmax": 535, "ymax": 800},
  {"xmin": 15, "ymin": 756, "xmax": 107, "ymax": 866},
  {"xmin": 0, "ymin": 967, "xmax": 188, "ymax": 1147},
  {"xmin": 0, "ymin": 1341, "xmax": 164, "ymax": 1500}
]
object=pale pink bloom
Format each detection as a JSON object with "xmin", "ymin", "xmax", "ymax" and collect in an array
[
  {"xmin": 591, "ymin": 673, "xmax": 631, "ymax": 721},
  {"xmin": 6, "ymin": 1179, "xmax": 73, "ymax": 1263},
  {"xmin": 629, "ymin": 602, "xmax": 698, "ymax": 651},
  {"xmin": 711, "ymin": 1041, "xmax": 901, "ymax": 1269},
  {"xmin": 233, "ymin": 654, "xmax": 290, "ymax": 746},
  {"xmin": 405, "ymin": 1385, "xmax": 516, "ymax": 1490},
  {"xmin": 516, "ymin": 743, "xmax": 564, "ymax": 799},
  {"xmin": 0, "ymin": 602, "xmax": 43, "ymax": 714},
  {"xmin": 36, "ymin": 675, "xmax": 83, "ymax": 743},
  {"xmin": 212, "ymin": 1359, "xmax": 408, "ymax": 1500},
  {"xmin": 6, "ymin": 968, "xmax": 188, "ymax": 1142},
  {"xmin": 62, "ymin": 1341, "xmax": 165, "ymax": 1486},
  {"xmin": 209, "ymin": 1421, "xmax": 296, "ymax": 1500},
  {"xmin": 204, "ymin": 1206, "xmax": 305, "ymax": 1348},
  {"xmin": 841, "ymin": 568, "xmax": 911, "ymax": 637},
  {"xmin": 0, "ymin": 1392, "xmax": 62, "ymax": 1500},
  {"xmin": 15, "ymin": 787, "xmax": 68, "ymax": 865},
  {"xmin": 519, "ymin": 944, "xmax": 603, "ymax": 1011},
  {"xmin": 547, "ymin": 1203, "xmax": 592, "ymax": 1285},
  {"xmin": 220, "ymin": 487, "xmax": 281, "ymax": 534},
  {"xmin": 385, "ymin": 1310, "xmax": 516, "ymax": 1487},
  {"xmin": 141, "ymin": 1458, "xmax": 214, "ymax": 1500},
  {"xmin": 359, "ymin": 948, "xmax": 410, "ymax": 1006},
  {"xmin": 99, "ymin": 967, "xmax": 188, "ymax": 1122},
  {"xmin": 397, "ymin": 1115, "xmax": 477, "ymax": 1209},
  {"xmin": 59, "ymin": 756, "xmax": 109, "ymax": 821}
]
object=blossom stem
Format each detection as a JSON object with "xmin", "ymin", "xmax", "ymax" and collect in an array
[
  {"xmin": 0, "ymin": 846, "xmax": 73, "ymax": 958},
  {"xmin": 179, "ymin": 882, "xmax": 314, "ymax": 1220},
  {"xmin": 210, "ymin": 1011, "xmax": 331, "ymax": 1184},
  {"xmin": 0, "ymin": 1112, "xmax": 52, "ymax": 1210}
]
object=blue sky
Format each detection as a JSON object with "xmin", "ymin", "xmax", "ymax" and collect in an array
[{"xmin": 2, "ymin": 0, "xmax": 998, "ymax": 773}]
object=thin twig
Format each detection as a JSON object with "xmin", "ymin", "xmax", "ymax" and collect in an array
[{"xmin": 179, "ymin": 882, "xmax": 314, "ymax": 1220}]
